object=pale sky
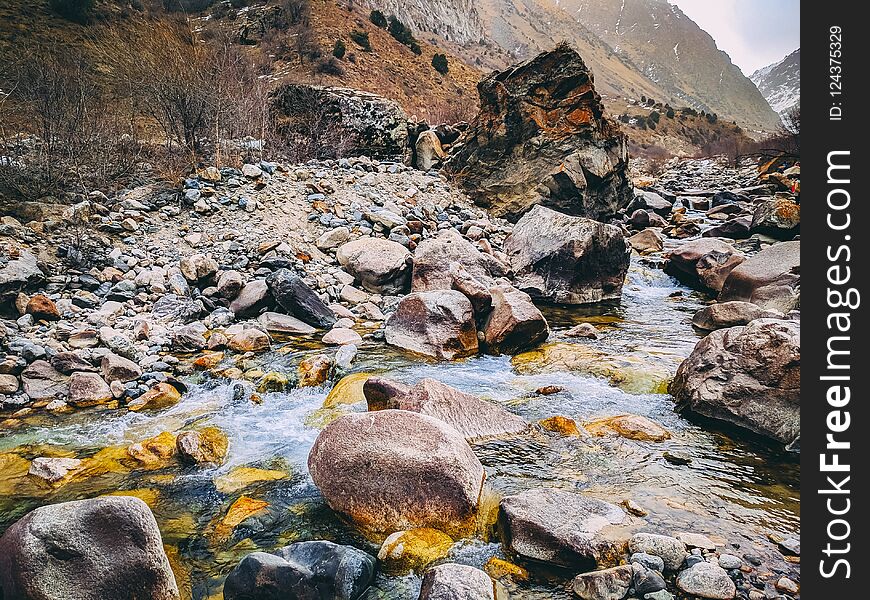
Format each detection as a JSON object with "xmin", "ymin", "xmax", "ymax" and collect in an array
[{"xmin": 669, "ymin": 0, "xmax": 800, "ymax": 75}]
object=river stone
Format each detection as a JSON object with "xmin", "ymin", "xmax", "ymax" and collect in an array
[
  {"xmin": 750, "ymin": 198, "xmax": 799, "ymax": 240},
  {"xmin": 50, "ymin": 351, "xmax": 97, "ymax": 374},
  {"xmin": 415, "ymin": 129, "xmax": 447, "ymax": 171},
  {"xmin": 483, "ymin": 285, "xmax": 549, "ymax": 354},
  {"xmin": 228, "ymin": 328, "xmax": 271, "ymax": 353},
  {"xmin": 67, "ymin": 372, "xmax": 112, "ymax": 407},
  {"xmin": 702, "ymin": 217, "xmax": 752, "ymax": 240},
  {"xmin": 217, "ymin": 270, "xmax": 245, "ymax": 299},
  {"xmin": 20, "ymin": 360, "xmax": 69, "ymax": 401},
  {"xmin": 718, "ymin": 241, "xmax": 800, "ymax": 312},
  {"xmin": 0, "ymin": 374, "xmax": 19, "ymax": 394},
  {"xmin": 665, "ymin": 239, "xmax": 745, "ymax": 293},
  {"xmin": 101, "ymin": 353, "xmax": 142, "ymax": 383},
  {"xmin": 229, "ymin": 280, "xmax": 272, "ymax": 318},
  {"xmin": 336, "ymin": 238, "xmax": 411, "ymax": 294},
  {"xmin": 266, "ymin": 269, "xmax": 336, "ymax": 328},
  {"xmin": 691, "ymin": 301, "xmax": 781, "ymax": 331},
  {"xmin": 176, "ymin": 428, "xmax": 229, "ymax": 465},
  {"xmin": 0, "ymin": 496, "xmax": 179, "ymax": 600},
  {"xmin": 629, "ymin": 533, "xmax": 688, "ymax": 571},
  {"xmin": 377, "ymin": 528, "xmax": 454, "ymax": 572},
  {"xmin": 449, "ymin": 264, "xmax": 493, "ymax": 316},
  {"xmin": 628, "ymin": 190, "xmax": 673, "ymax": 217},
  {"xmin": 0, "ymin": 250, "xmax": 45, "ymax": 307},
  {"xmin": 585, "ymin": 414, "xmax": 671, "ymax": 442},
  {"xmin": 671, "ymin": 319, "xmax": 800, "ymax": 445},
  {"xmin": 363, "ymin": 377, "xmax": 528, "ymax": 441},
  {"xmin": 628, "ymin": 229, "xmax": 664, "ymax": 254},
  {"xmin": 630, "ymin": 552, "xmax": 665, "ymax": 573},
  {"xmin": 418, "ymin": 564, "xmax": 507, "ymax": 600},
  {"xmin": 28, "ymin": 457, "xmax": 83, "ymax": 483},
  {"xmin": 151, "ymin": 293, "xmax": 203, "ymax": 323},
  {"xmin": 223, "ymin": 552, "xmax": 316, "ymax": 600},
  {"xmin": 571, "ymin": 565, "xmax": 634, "ymax": 600},
  {"xmin": 632, "ymin": 562, "xmax": 667, "ymax": 595},
  {"xmin": 384, "ymin": 291, "xmax": 478, "ymax": 360},
  {"xmin": 274, "ymin": 541, "xmax": 376, "ymax": 600},
  {"xmin": 308, "ymin": 410, "xmax": 485, "ymax": 534},
  {"xmin": 675, "ymin": 562, "xmax": 736, "ymax": 599},
  {"xmin": 26, "ymin": 294, "xmax": 60, "ymax": 321},
  {"xmin": 179, "ymin": 253, "xmax": 218, "ymax": 282},
  {"xmin": 316, "ymin": 226, "xmax": 351, "ymax": 251},
  {"xmin": 257, "ymin": 311, "xmax": 316, "ymax": 335},
  {"xmin": 411, "ymin": 228, "xmax": 507, "ymax": 292},
  {"xmin": 446, "ymin": 45, "xmax": 632, "ymax": 222},
  {"xmin": 499, "ymin": 489, "xmax": 628, "ymax": 568},
  {"xmin": 504, "ymin": 205, "xmax": 630, "ymax": 304},
  {"xmin": 322, "ymin": 328, "xmax": 363, "ymax": 346}
]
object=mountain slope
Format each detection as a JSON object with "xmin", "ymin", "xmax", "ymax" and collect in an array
[
  {"xmin": 751, "ymin": 48, "xmax": 800, "ymax": 124},
  {"xmin": 552, "ymin": 0, "xmax": 783, "ymax": 132}
]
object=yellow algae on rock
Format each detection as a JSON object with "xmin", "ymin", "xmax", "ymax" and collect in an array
[
  {"xmin": 104, "ymin": 488, "xmax": 161, "ymax": 507},
  {"xmin": 585, "ymin": 414, "xmax": 672, "ymax": 442},
  {"xmin": 126, "ymin": 432, "xmax": 178, "ymax": 468},
  {"xmin": 176, "ymin": 427, "xmax": 229, "ymax": 465},
  {"xmin": 127, "ymin": 383, "xmax": 182, "ymax": 411},
  {"xmin": 221, "ymin": 496, "xmax": 269, "ymax": 529},
  {"xmin": 323, "ymin": 372, "xmax": 372, "ymax": 408},
  {"xmin": 298, "ymin": 354, "xmax": 332, "ymax": 387},
  {"xmin": 256, "ymin": 371, "xmax": 291, "ymax": 393},
  {"xmin": 377, "ymin": 528, "xmax": 454, "ymax": 573},
  {"xmin": 539, "ymin": 415, "xmax": 584, "ymax": 436},
  {"xmin": 214, "ymin": 466, "xmax": 289, "ymax": 494},
  {"xmin": 484, "ymin": 557, "xmax": 530, "ymax": 582},
  {"xmin": 193, "ymin": 352, "xmax": 224, "ymax": 370}
]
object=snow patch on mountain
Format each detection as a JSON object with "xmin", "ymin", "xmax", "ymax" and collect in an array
[{"xmin": 751, "ymin": 48, "xmax": 800, "ymax": 128}]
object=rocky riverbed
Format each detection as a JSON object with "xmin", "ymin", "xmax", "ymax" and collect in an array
[
  {"xmin": 0, "ymin": 45, "xmax": 800, "ymax": 600},
  {"xmin": 0, "ymin": 152, "xmax": 800, "ymax": 600}
]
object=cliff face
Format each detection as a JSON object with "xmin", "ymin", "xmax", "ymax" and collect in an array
[
  {"xmin": 751, "ymin": 49, "xmax": 800, "ymax": 127},
  {"xmin": 360, "ymin": 0, "xmax": 485, "ymax": 45}
]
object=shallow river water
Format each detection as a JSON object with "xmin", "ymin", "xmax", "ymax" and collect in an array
[{"xmin": 0, "ymin": 256, "xmax": 800, "ymax": 599}]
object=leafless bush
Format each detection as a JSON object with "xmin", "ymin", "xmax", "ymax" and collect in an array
[
  {"xmin": 0, "ymin": 44, "xmax": 142, "ymax": 202},
  {"xmin": 274, "ymin": 87, "xmax": 357, "ymax": 162}
]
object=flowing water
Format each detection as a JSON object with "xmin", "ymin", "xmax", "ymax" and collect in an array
[{"xmin": 0, "ymin": 257, "xmax": 800, "ymax": 599}]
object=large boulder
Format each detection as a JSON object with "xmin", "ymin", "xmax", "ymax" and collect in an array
[
  {"xmin": 384, "ymin": 291, "xmax": 479, "ymax": 359},
  {"xmin": 272, "ymin": 85, "xmax": 408, "ymax": 159},
  {"xmin": 447, "ymin": 44, "xmax": 632, "ymax": 222},
  {"xmin": 665, "ymin": 239, "xmax": 745, "ymax": 293},
  {"xmin": 415, "ymin": 129, "xmax": 447, "ymax": 171},
  {"xmin": 671, "ymin": 319, "xmax": 800, "ymax": 445},
  {"xmin": 499, "ymin": 488, "xmax": 629, "ymax": 568},
  {"xmin": 0, "ymin": 496, "xmax": 179, "ymax": 600},
  {"xmin": 363, "ymin": 377, "xmax": 528, "ymax": 441},
  {"xmin": 229, "ymin": 280, "xmax": 272, "ymax": 318},
  {"xmin": 482, "ymin": 285, "xmax": 549, "ymax": 353},
  {"xmin": 0, "ymin": 250, "xmax": 45, "ymax": 312},
  {"xmin": 719, "ymin": 241, "xmax": 800, "ymax": 312},
  {"xmin": 266, "ymin": 269, "xmax": 336, "ymax": 328},
  {"xmin": 504, "ymin": 205, "xmax": 630, "ymax": 304},
  {"xmin": 411, "ymin": 228, "xmax": 508, "ymax": 292},
  {"xmin": 750, "ymin": 198, "xmax": 800, "ymax": 240},
  {"xmin": 308, "ymin": 410, "xmax": 485, "ymax": 534},
  {"xmin": 418, "ymin": 564, "xmax": 508, "ymax": 600},
  {"xmin": 336, "ymin": 238, "xmax": 411, "ymax": 294},
  {"xmin": 691, "ymin": 301, "xmax": 781, "ymax": 331}
]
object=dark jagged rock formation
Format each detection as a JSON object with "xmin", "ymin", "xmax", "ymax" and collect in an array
[{"xmin": 447, "ymin": 44, "xmax": 632, "ymax": 222}]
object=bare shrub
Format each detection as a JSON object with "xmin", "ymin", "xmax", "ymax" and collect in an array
[
  {"xmin": 273, "ymin": 87, "xmax": 357, "ymax": 162},
  {"xmin": 0, "ymin": 43, "xmax": 142, "ymax": 201}
]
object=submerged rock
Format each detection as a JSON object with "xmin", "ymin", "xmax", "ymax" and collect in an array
[
  {"xmin": 505, "ymin": 205, "xmax": 630, "ymax": 304},
  {"xmin": 585, "ymin": 414, "xmax": 671, "ymax": 442},
  {"xmin": 447, "ymin": 44, "xmax": 632, "ymax": 222},
  {"xmin": 0, "ymin": 496, "xmax": 179, "ymax": 600},
  {"xmin": 384, "ymin": 291, "xmax": 478, "ymax": 359},
  {"xmin": 308, "ymin": 410, "xmax": 485, "ymax": 534},
  {"xmin": 499, "ymin": 488, "xmax": 628, "ymax": 568},
  {"xmin": 671, "ymin": 319, "xmax": 800, "ymax": 445},
  {"xmin": 418, "ymin": 564, "xmax": 508, "ymax": 600},
  {"xmin": 378, "ymin": 528, "xmax": 454, "ymax": 573}
]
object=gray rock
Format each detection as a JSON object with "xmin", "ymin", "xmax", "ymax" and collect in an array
[
  {"xmin": 629, "ymin": 534, "xmax": 688, "ymax": 571},
  {"xmin": 217, "ymin": 270, "xmax": 245, "ymax": 300},
  {"xmin": 229, "ymin": 280, "xmax": 273, "ymax": 318},
  {"xmin": 482, "ymin": 285, "xmax": 549, "ymax": 354},
  {"xmin": 274, "ymin": 541, "xmax": 376, "ymax": 600},
  {"xmin": 20, "ymin": 360, "xmax": 69, "ymax": 401},
  {"xmin": 691, "ymin": 301, "xmax": 782, "ymax": 331},
  {"xmin": 67, "ymin": 372, "xmax": 112, "ymax": 407},
  {"xmin": 418, "ymin": 564, "xmax": 507, "ymax": 600},
  {"xmin": 505, "ymin": 205, "xmax": 630, "ymax": 304},
  {"xmin": 257, "ymin": 311, "xmax": 316, "ymax": 335},
  {"xmin": 336, "ymin": 238, "xmax": 411, "ymax": 294},
  {"xmin": 719, "ymin": 241, "xmax": 800, "ymax": 313},
  {"xmin": 152, "ymin": 294, "xmax": 203, "ymax": 323},
  {"xmin": 630, "ymin": 552, "xmax": 665, "ymax": 573},
  {"xmin": 499, "ymin": 488, "xmax": 627, "ymax": 568},
  {"xmin": 101, "ymin": 353, "xmax": 143, "ymax": 383},
  {"xmin": 675, "ymin": 562, "xmax": 736, "ymax": 599},
  {"xmin": 665, "ymin": 239, "xmax": 745, "ymax": 293},
  {"xmin": 0, "ymin": 496, "xmax": 179, "ymax": 600},
  {"xmin": 411, "ymin": 228, "xmax": 508, "ymax": 293},
  {"xmin": 672, "ymin": 319, "xmax": 799, "ymax": 445},
  {"xmin": 267, "ymin": 269, "xmax": 336, "ymax": 329},
  {"xmin": 571, "ymin": 565, "xmax": 634, "ymax": 600}
]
